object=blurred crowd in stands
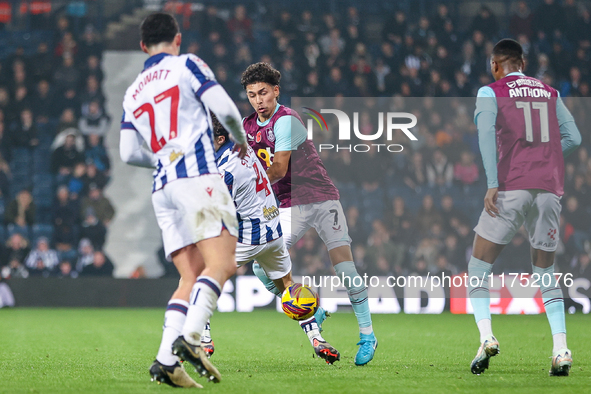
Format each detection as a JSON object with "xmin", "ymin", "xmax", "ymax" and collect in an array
[
  {"xmin": 289, "ymin": 95, "xmax": 591, "ymax": 283},
  {"xmin": 156, "ymin": 0, "xmax": 591, "ymax": 280},
  {"xmin": 0, "ymin": 8, "xmax": 114, "ymax": 279},
  {"xmin": 172, "ymin": 0, "xmax": 591, "ymax": 103},
  {"xmin": 1, "ymin": 0, "xmax": 589, "ymax": 281}
]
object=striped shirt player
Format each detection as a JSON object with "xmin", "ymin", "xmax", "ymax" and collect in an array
[
  {"xmin": 120, "ymin": 52, "xmax": 247, "ymax": 260},
  {"xmin": 214, "ymin": 141, "xmax": 290, "ymax": 280},
  {"xmin": 209, "ymin": 115, "xmax": 343, "ymax": 364},
  {"xmin": 120, "ymin": 12, "xmax": 248, "ymax": 387},
  {"xmin": 123, "ymin": 53, "xmax": 223, "ymax": 192}
]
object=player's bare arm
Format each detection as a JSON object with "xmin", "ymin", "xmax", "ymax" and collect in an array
[
  {"xmin": 267, "ymin": 151, "xmax": 290, "ymax": 184},
  {"xmin": 483, "ymin": 187, "xmax": 499, "ymax": 218}
]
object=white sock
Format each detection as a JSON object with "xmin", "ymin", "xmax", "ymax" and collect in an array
[
  {"xmin": 156, "ymin": 299, "xmax": 188, "ymax": 366},
  {"xmin": 182, "ymin": 277, "xmax": 221, "ymax": 346},
  {"xmin": 477, "ymin": 318, "xmax": 493, "ymax": 343},
  {"xmin": 299, "ymin": 317, "xmax": 325, "ymax": 345},
  {"xmin": 553, "ymin": 333, "xmax": 567, "ymax": 354},
  {"xmin": 360, "ymin": 325, "xmax": 373, "ymax": 335},
  {"xmin": 201, "ymin": 320, "xmax": 211, "ymax": 342}
]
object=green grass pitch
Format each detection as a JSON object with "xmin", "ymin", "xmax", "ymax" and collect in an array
[{"xmin": 0, "ymin": 308, "xmax": 589, "ymax": 393}]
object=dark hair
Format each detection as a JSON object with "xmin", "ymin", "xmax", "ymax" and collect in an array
[
  {"xmin": 211, "ymin": 114, "xmax": 229, "ymax": 143},
  {"xmin": 240, "ymin": 62, "xmax": 281, "ymax": 89},
  {"xmin": 492, "ymin": 39, "xmax": 523, "ymax": 66},
  {"xmin": 140, "ymin": 13, "xmax": 179, "ymax": 47}
]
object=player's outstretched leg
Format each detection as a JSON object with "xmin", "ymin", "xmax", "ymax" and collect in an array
[
  {"xmin": 532, "ymin": 263, "xmax": 571, "ymax": 376},
  {"xmin": 202, "ymin": 260, "xmax": 272, "ymax": 359},
  {"xmin": 468, "ymin": 255, "xmax": 498, "ymax": 374},
  {"xmin": 149, "ymin": 359, "xmax": 202, "ymax": 388},
  {"xmin": 253, "ymin": 262, "xmax": 283, "ymax": 296},
  {"xmin": 253, "ymin": 262, "xmax": 338, "ymax": 362},
  {"xmin": 201, "ymin": 320, "xmax": 214, "ymax": 358},
  {"xmin": 333, "ymin": 260, "xmax": 377, "ymax": 366},
  {"xmin": 300, "ymin": 315, "xmax": 340, "ymax": 364}
]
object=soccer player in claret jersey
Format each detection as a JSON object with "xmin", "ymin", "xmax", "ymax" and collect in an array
[
  {"xmin": 240, "ymin": 62, "xmax": 377, "ymax": 366},
  {"xmin": 469, "ymin": 39, "xmax": 581, "ymax": 376},
  {"xmin": 210, "ymin": 114, "xmax": 340, "ymax": 362},
  {"xmin": 120, "ymin": 13, "xmax": 248, "ymax": 387}
]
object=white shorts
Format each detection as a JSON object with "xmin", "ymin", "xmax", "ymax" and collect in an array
[
  {"xmin": 236, "ymin": 237, "xmax": 291, "ymax": 280},
  {"xmin": 280, "ymin": 200, "xmax": 352, "ymax": 251},
  {"xmin": 152, "ymin": 175, "xmax": 239, "ymax": 260},
  {"xmin": 474, "ymin": 189, "xmax": 561, "ymax": 252}
]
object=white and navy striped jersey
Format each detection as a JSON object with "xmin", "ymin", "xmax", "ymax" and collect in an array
[
  {"xmin": 121, "ymin": 53, "xmax": 219, "ymax": 192},
  {"xmin": 215, "ymin": 141, "xmax": 282, "ymax": 245}
]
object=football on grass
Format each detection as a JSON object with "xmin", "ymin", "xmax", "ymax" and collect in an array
[{"xmin": 281, "ymin": 283, "xmax": 319, "ymax": 321}]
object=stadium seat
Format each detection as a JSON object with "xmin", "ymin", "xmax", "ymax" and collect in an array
[
  {"xmin": 445, "ymin": 185, "xmax": 463, "ymax": 206},
  {"xmin": 32, "ymin": 174, "xmax": 55, "ymax": 220},
  {"xmin": 10, "ymin": 148, "xmax": 32, "ymax": 163},
  {"xmin": 36, "ymin": 124, "xmax": 56, "ymax": 149},
  {"xmin": 33, "ymin": 147, "xmax": 53, "ymax": 175},
  {"xmin": 252, "ymin": 30, "xmax": 272, "ymax": 58},
  {"xmin": 359, "ymin": 185, "xmax": 385, "ymax": 229},
  {"xmin": 9, "ymin": 148, "xmax": 33, "ymax": 188},
  {"xmin": 32, "ymin": 173, "xmax": 54, "ymax": 187},
  {"xmin": 58, "ymin": 249, "xmax": 78, "ymax": 263},
  {"xmin": 0, "ymin": 36, "xmax": 8, "ymax": 58},
  {"xmin": 35, "ymin": 207, "xmax": 54, "ymax": 225},
  {"xmin": 336, "ymin": 182, "xmax": 359, "ymax": 211},
  {"xmin": 32, "ymin": 223, "xmax": 55, "ymax": 244},
  {"xmin": 32, "ymin": 30, "xmax": 52, "ymax": 40},
  {"xmin": 33, "ymin": 188, "xmax": 54, "ymax": 208}
]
